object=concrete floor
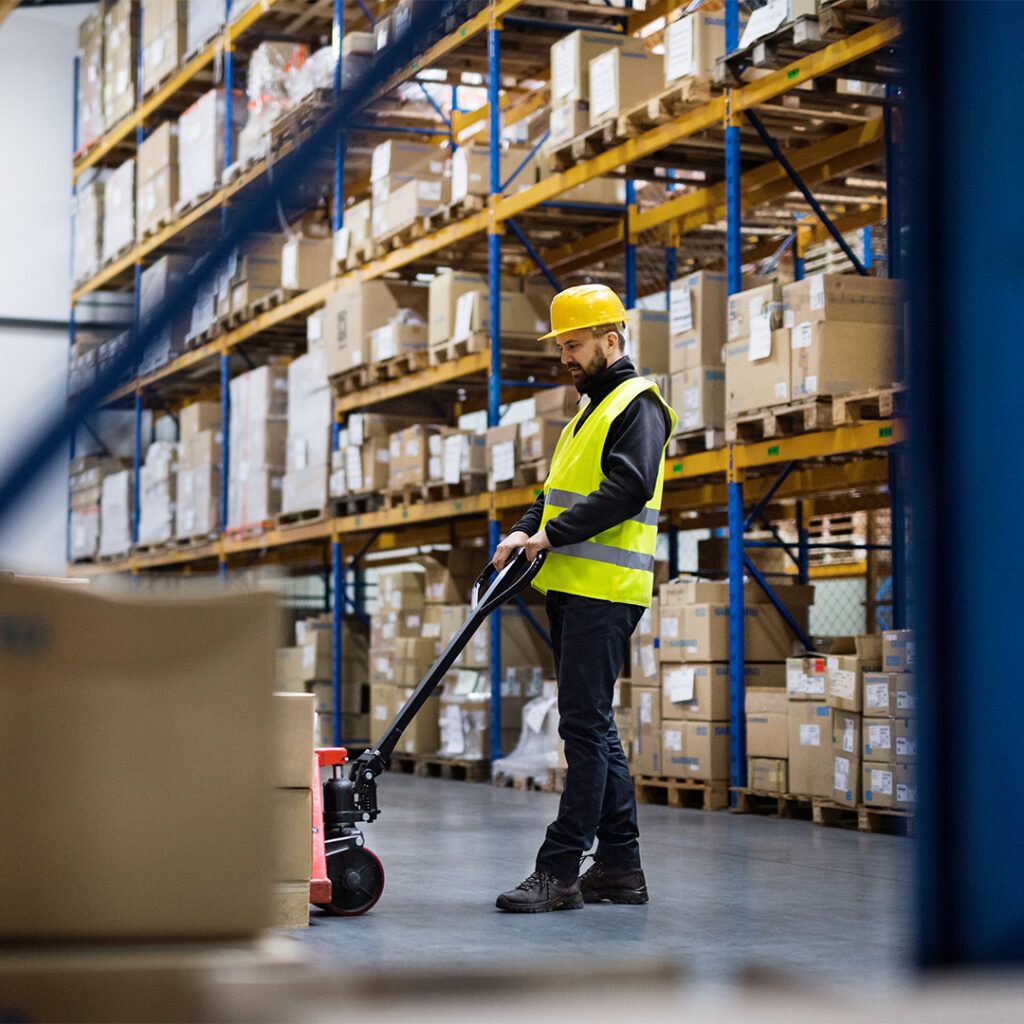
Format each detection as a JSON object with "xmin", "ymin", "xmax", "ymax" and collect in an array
[{"xmin": 297, "ymin": 773, "xmax": 913, "ymax": 986}]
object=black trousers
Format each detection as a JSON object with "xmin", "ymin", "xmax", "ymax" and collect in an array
[{"xmin": 535, "ymin": 590, "xmax": 645, "ymax": 883}]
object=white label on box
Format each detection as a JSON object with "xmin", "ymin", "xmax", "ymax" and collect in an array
[
  {"xmin": 748, "ymin": 313, "xmax": 772, "ymax": 361},
  {"xmin": 281, "ymin": 239, "xmax": 298, "ymax": 289},
  {"xmin": 834, "ymin": 755, "xmax": 850, "ymax": 792},
  {"xmin": 804, "ymin": 671, "xmax": 823, "ymax": 694},
  {"xmin": 639, "ymin": 691, "xmax": 652, "ymax": 725},
  {"xmin": 349, "ymin": 415, "xmax": 365, "ymax": 447},
  {"xmin": 492, "ymin": 441, "xmax": 515, "ymax": 483},
  {"xmin": 453, "ymin": 291, "xmax": 475, "ymax": 342},
  {"xmin": 866, "ymin": 682, "xmax": 889, "ymax": 710},
  {"xmin": 333, "ymin": 227, "xmax": 349, "ymax": 262},
  {"xmin": 302, "ymin": 645, "xmax": 316, "ymax": 670},
  {"xmin": 799, "ymin": 724, "xmax": 821, "ymax": 747},
  {"xmin": 552, "ymin": 41, "xmax": 575, "ymax": 101},
  {"xmin": 345, "ymin": 448, "xmax": 363, "ymax": 492},
  {"xmin": 871, "ymin": 768, "xmax": 893, "ymax": 795},
  {"xmin": 589, "ymin": 50, "xmax": 617, "ymax": 120},
  {"xmin": 638, "ymin": 607, "xmax": 652, "ymax": 636},
  {"xmin": 666, "ymin": 666, "xmax": 695, "ymax": 704},
  {"xmin": 661, "ymin": 614, "xmax": 679, "ymax": 639},
  {"xmin": 666, "ymin": 15, "xmax": 696, "ymax": 82},
  {"xmin": 774, "ymin": 380, "xmax": 789, "ymax": 401},
  {"xmin": 671, "ymin": 282, "xmax": 693, "ymax": 335},
  {"xmin": 841, "ymin": 719, "xmax": 856, "ymax": 754},
  {"xmin": 826, "ymin": 656, "xmax": 840, "ymax": 672},
  {"xmin": 830, "ymin": 668, "xmax": 858, "ymax": 701},
  {"xmin": 443, "ymin": 705, "xmax": 465, "ymax": 755},
  {"xmin": 809, "ymin": 274, "xmax": 825, "ymax": 310},
  {"xmin": 405, "ymin": 439, "xmax": 418, "ymax": 458},
  {"xmin": 792, "ymin": 322, "xmax": 813, "ymax": 349},
  {"xmin": 786, "ymin": 667, "xmax": 805, "ymax": 695},
  {"xmin": 443, "ymin": 435, "xmax": 464, "ymax": 485},
  {"xmin": 374, "ymin": 702, "xmax": 388, "ymax": 721},
  {"xmin": 896, "ymin": 736, "xmax": 916, "ymax": 757},
  {"xmin": 663, "ymin": 728, "xmax": 683, "ymax": 753},
  {"xmin": 868, "ymin": 723, "xmax": 892, "ymax": 749},
  {"xmin": 683, "ymin": 386, "xmax": 699, "ymax": 411},
  {"xmin": 896, "ymin": 783, "xmax": 917, "ymax": 804},
  {"xmin": 896, "ymin": 690, "xmax": 915, "ymax": 710},
  {"xmin": 423, "ymin": 622, "xmax": 441, "ymax": 639},
  {"xmin": 783, "ymin": 306, "xmax": 794, "ymax": 329},
  {"xmin": 307, "ymin": 310, "xmax": 323, "ymax": 343},
  {"xmin": 727, "ymin": 304, "xmax": 740, "ymax": 341},
  {"xmin": 421, "ymin": 179, "xmax": 442, "ymax": 203},
  {"xmin": 802, "ymin": 374, "xmax": 818, "ymax": 395},
  {"xmin": 641, "ymin": 643, "xmax": 656, "ymax": 680},
  {"xmin": 520, "ymin": 419, "xmax": 539, "ymax": 439}
]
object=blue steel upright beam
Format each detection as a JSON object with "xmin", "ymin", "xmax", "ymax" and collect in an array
[
  {"xmin": 505, "ymin": 218, "xmax": 561, "ymax": 291},
  {"xmin": 221, "ymin": 1, "xmax": 234, "ymax": 233},
  {"xmin": 131, "ymin": 390, "xmax": 142, "ymax": 544},
  {"xmin": 624, "ymin": 178, "xmax": 637, "ymax": 308},
  {"xmin": 332, "ymin": 538, "xmax": 344, "ymax": 746},
  {"xmin": 67, "ymin": 55, "xmax": 80, "ymax": 564},
  {"xmin": 487, "ymin": 15, "xmax": 503, "ymax": 761},
  {"xmin": 333, "ymin": 0, "xmax": 345, "ymax": 233},
  {"xmin": 219, "ymin": 353, "xmax": 230, "ymax": 578}
]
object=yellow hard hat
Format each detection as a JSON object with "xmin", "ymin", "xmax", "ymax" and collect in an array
[{"xmin": 539, "ymin": 283, "xmax": 627, "ymax": 341}]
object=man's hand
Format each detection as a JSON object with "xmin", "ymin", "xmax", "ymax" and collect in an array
[
  {"xmin": 492, "ymin": 530, "xmax": 530, "ymax": 571},
  {"xmin": 524, "ymin": 528, "xmax": 551, "ymax": 563}
]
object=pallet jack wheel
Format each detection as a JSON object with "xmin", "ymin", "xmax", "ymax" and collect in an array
[{"xmin": 317, "ymin": 847, "xmax": 385, "ymax": 916}]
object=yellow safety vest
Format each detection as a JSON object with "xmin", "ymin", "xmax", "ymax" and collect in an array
[{"xmin": 532, "ymin": 376, "xmax": 677, "ymax": 607}]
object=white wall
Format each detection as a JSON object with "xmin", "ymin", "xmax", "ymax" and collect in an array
[{"xmin": 0, "ymin": 4, "xmax": 92, "ymax": 573}]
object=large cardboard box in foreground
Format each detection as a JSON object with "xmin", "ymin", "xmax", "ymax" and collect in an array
[{"xmin": 0, "ymin": 576, "xmax": 278, "ymax": 940}]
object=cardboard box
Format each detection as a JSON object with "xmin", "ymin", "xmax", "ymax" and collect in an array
[
  {"xmin": 863, "ymin": 717, "xmax": 917, "ymax": 765},
  {"xmin": 428, "ymin": 269, "xmax": 487, "ymax": 345},
  {"xmin": 548, "ymin": 100, "xmax": 590, "ymax": 146},
  {"xmin": 662, "ymin": 721, "xmax": 729, "ymax": 781},
  {"xmin": 790, "ymin": 321, "xmax": 898, "ymax": 400},
  {"xmin": 745, "ymin": 686, "xmax": 789, "ymax": 758},
  {"xmin": 281, "ymin": 236, "xmax": 333, "ymax": 291},
  {"xmin": 882, "ymin": 629, "xmax": 915, "ymax": 672},
  {"xmin": 787, "ymin": 701, "xmax": 833, "ymax": 798},
  {"xmin": 832, "ymin": 709, "xmax": 861, "ymax": 760},
  {"xmin": 142, "ymin": 0, "xmax": 187, "ymax": 95},
  {"xmin": 270, "ymin": 693, "xmax": 314, "ymax": 789},
  {"xmin": 369, "ymin": 683, "xmax": 398, "ymax": 745},
  {"xmin": 451, "ymin": 144, "xmax": 532, "ymax": 203},
  {"xmin": 102, "ymin": 0, "xmax": 137, "ymax": 129},
  {"xmin": 102, "ymin": 158, "xmax": 135, "ymax": 263},
  {"xmin": 632, "ymin": 727, "xmax": 662, "ymax": 776},
  {"xmin": 863, "ymin": 672, "xmax": 916, "ymax": 717},
  {"xmin": 633, "ymin": 686, "xmax": 661, "ymax": 734},
  {"xmin": 725, "ymin": 328, "xmax": 791, "ymax": 414},
  {"xmin": 0, "ymin": 576, "xmax": 277, "ymax": 939},
  {"xmin": 669, "ymin": 271, "xmax": 728, "ymax": 372},
  {"xmin": 625, "ymin": 308, "xmax": 670, "ymax": 377},
  {"xmin": 178, "ymin": 88, "xmax": 245, "ymax": 207},
  {"xmin": 833, "ymin": 752, "xmax": 860, "ymax": 806},
  {"xmin": 748, "ymin": 756, "xmax": 787, "ymax": 794},
  {"xmin": 519, "ymin": 415, "xmax": 568, "ymax": 463},
  {"xmin": 180, "ymin": 400, "xmax": 220, "ymax": 439},
  {"xmin": 369, "ymin": 321, "xmax": 428, "ymax": 363},
  {"xmin": 783, "ymin": 273, "xmax": 903, "ymax": 328},
  {"xmin": 137, "ymin": 124, "xmax": 180, "ymax": 241},
  {"xmin": 727, "ymin": 281, "xmax": 782, "ymax": 342},
  {"xmin": 486, "ymin": 423, "xmax": 521, "ymax": 490},
  {"xmin": 77, "ymin": 7, "xmax": 104, "ymax": 147},
  {"xmin": 422, "ymin": 549, "xmax": 482, "ymax": 604},
  {"xmin": 664, "ymin": 9, "xmax": 724, "ymax": 85},
  {"xmin": 534, "ymin": 384, "xmax": 580, "ymax": 418},
  {"xmin": 787, "ymin": 652, "xmax": 828, "ymax": 700},
  {"xmin": 862, "ymin": 763, "xmax": 917, "ymax": 810},
  {"xmin": 630, "ymin": 600, "xmax": 659, "ymax": 685},
  {"xmin": 370, "ymin": 139, "xmax": 445, "ymax": 182},
  {"xmin": 588, "ymin": 45, "xmax": 662, "ymax": 125},
  {"xmin": 826, "ymin": 634, "xmax": 883, "ymax": 712},
  {"xmin": 550, "ymin": 29, "xmax": 646, "ymax": 105},
  {"xmin": 671, "ymin": 365, "xmax": 725, "ymax": 432},
  {"xmin": 393, "ymin": 689, "xmax": 441, "ymax": 756},
  {"xmin": 271, "ymin": 788, "xmax": 312, "ymax": 882}
]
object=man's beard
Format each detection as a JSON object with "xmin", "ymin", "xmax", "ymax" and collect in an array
[{"xmin": 570, "ymin": 347, "xmax": 608, "ymax": 389}]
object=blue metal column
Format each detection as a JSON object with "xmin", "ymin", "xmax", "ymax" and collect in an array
[
  {"xmin": 131, "ymin": 391, "xmax": 143, "ymax": 544},
  {"xmin": 796, "ymin": 499, "xmax": 810, "ymax": 586},
  {"xmin": 487, "ymin": 16, "xmax": 504, "ymax": 761},
  {"xmin": 333, "ymin": 0, "xmax": 345, "ymax": 233},
  {"xmin": 624, "ymin": 179, "xmax": 637, "ymax": 308},
  {"xmin": 862, "ymin": 225, "xmax": 873, "ymax": 272},
  {"xmin": 332, "ymin": 539, "xmax": 344, "ymax": 746},
  {"xmin": 67, "ymin": 56, "xmax": 80, "ymax": 564},
  {"xmin": 667, "ymin": 524, "xmax": 679, "ymax": 579},
  {"xmin": 905, "ymin": 2, "xmax": 1024, "ymax": 967},
  {"xmin": 794, "ymin": 228, "xmax": 806, "ymax": 281},
  {"xmin": 724, "ymin": 0, "xmax": 745, "ymax": 798},
  {"xmin": 884, "ymin": 83, "xmax": 901, "ymax": 281},
  {"xmin": 665, "ymin": 241, "xmax": 676, "ymax": 309},
  {"xmin": 219, "ymin": 353, "xmax": 230, "ymax": 578}
]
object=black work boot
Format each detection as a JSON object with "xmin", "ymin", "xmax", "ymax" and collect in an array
[
  {"xmin": 495, "ymin": 871, "xmax": 584, "ymax": 913},
  {"xmin": 579, "ymin": 861, "xmax": 649, "ymax": 904}
]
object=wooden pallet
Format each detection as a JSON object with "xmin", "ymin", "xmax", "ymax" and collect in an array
[
  {"xmin": 329, "ymin": 492, "xmax": 384, "ymax": 517},
  {"xmin": 132, "ymin": 539, "xmax": 173, "ymax": 556},
  {"xmin": 276, "ymin": 507, "xmax": 327, "ymax": 530},
  {"xmin": 492, "ymin": 767, "xmax": 565, "ymax": 794},
  {"xmin": 421, "ymin": 193, "xmax": 485, "ymax": 232},
  {"xmin": 381, "ymin": 477, "xmax": 478, "ymax": 509},
  {"xmin": 222, "ymin": 520, "xmax": 274, "ymax": 541},
  {"xmin": 170, "ymin": 532, "xmax": 219, "ymax": 551},
  {"xmin": 668, "ymin": 427, "xmax": 725, "ymax": 457},
  {"xmin": 616, "ymin": 76, "xmax": 716, "ymax": 138},
  {"xmin": 813, "ymin": 798, "xmax": 914, "ymax": 836},
  {"xmin": 633, "ymin": 774, "xmax": 729, "ymax": 812},
  {"xmin": 139, "ymin": 211, "xmax": 174, "ymax": 242},
  {"xmin": 100, "ymin": 240, "xmax": 134, "ymax": 268},
  {"xmin": 817, "ymin": 0, "xmax": 894, "ymax": 36},
  {"xmin": 175, "ymin": 188, "xmax": 217, "ymax": 217},
  {"xmin": 428, "ymin": 331, "xmax": 554, "ymax": 367},
  {"xmin": 725, "ymin": 396, "xmax": 833, "ymax": 443},
  {"xmin": 331, "ymin": 363, "xmax": 377, "ymax": 395},
  {"xmin": 388, "ymin": 753, "xmax": 421, "ymax": 775},
  {"xmin": 731, "ymin": 788, "xmax": 813, "ymax": 820},
  {"xmin": 377, "ymin": 349, "xmax": 431, "ymax": 380},
  {"xmin": 249, "ymin": 287, "xmax": 298, "ymax": 318},
  {"xmin": 96, "ymin": 551, "xmax": 130, "ymax": 563},
  {"xmin": 721, "ymin": 15, "xmax": 832, "ymax": 78},
  {"xmin": 830, "ymin": 384, "xmax": 905, "ymax": 427},
  {"xmin": 415, "ymin": 756, "xmax": 491, "ymax": 783},
  {"xmin": 268, "ymin": 88, "xmax": 333, "ymax": 151},
  {"xmin": 547, "ymin": 117, "xmax": 630, "ymax": 174}
]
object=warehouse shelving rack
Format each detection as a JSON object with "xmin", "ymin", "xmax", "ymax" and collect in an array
[{"xmin": 68, "ymin": 0, "xmax": 905, "ymax": 788}]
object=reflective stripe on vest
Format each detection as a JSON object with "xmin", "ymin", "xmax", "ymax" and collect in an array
[{"xmin": 531, "ymin": 375, "xmax": 677, "ymax": 607}]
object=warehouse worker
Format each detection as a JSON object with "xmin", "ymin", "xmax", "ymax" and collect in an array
[{"xmin": 492, "ymin": 283, "xmax": 676, "ymax": 913}]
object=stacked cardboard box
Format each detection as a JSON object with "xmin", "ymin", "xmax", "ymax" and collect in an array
[
  {"xmin": 369, "ymin": 139, "xmax": 448, "ymax": 242},
  {"xmin": 862, "ymin": 629, "xmax": 917, "ymax": 811},
  {"xmin": 142, "ymin": 0, "xmax": 187, "ymax": 96},
  {"xmin": 136, "ymin": 123, "xmax": 179, "ymax": 240},
  {"xmin": 281, "ymin": 348, "xmax": 333, "ymax": 516},
  {"xmin": 826, "ymin": 635, "xmax": 882, "ymax": 806},
  {"xmin": 664, "ymin": 8, "xmax": 724, "ymax": 87},
  {"xmin": 782, "ymin": 274, "xmax": 903, "ymax": 400},
  {"xmin": 332, "ymin": 198, "xmax": 372, "ymax": 268},
  {"xmin": 227, "ymin": 364, "xmax": 287, "ymax": 529},
  {"xmin": 668, "ymin": 271, "xmax": 728, "ymax": 432},
  {"xmin": 175, "ymin": 400, "xmax": 221, "ymax": 540},
  {"xmin": 76, "ymin": 7, "xmax": 104, "ymax": 148},
  {"xmin": 98, "ymin": 469, "xmax": 132, "ymax": 558},
  {"xmin": 101, "ymin": 158, "xmax": 134, "ymax": 263},
  {"xmin": 588, "ymin": 41, "xmax": 661, "ymax": 126},
  {"xmin": 73, "ymin": 178, "xmax": 104, "ymax": 285},
  {"xmin": 450, "ymin": 144, "xmax": 533, "ymax": 205},
  {"xmin": 69, "ymin": 455, "xmax": 125, "ymax": 561},
  {"xmin": 187, "ymin": 0, "xmax": 223, "ymax": 56},
  {"xmin": 387, "ymin": 424, "xmax": 456, "ymax": 493},
  {"xmin": 227, "ymin": 232, "xmax": 284, "ymax": 313},
  {"xmin": 178, "ymin": 89, "xmax": 245, "ymax": 209},
  {"xmin": 269, "ymin": 693, "xmax": 314, "ymax": 928},
  {"xmin": 137, "ymin": 441, "xmax": 178, "ymax": 546},
  {"xmin": 437, "ymin": 669, "xmax": 530, "ymax": 761},
  {"xmin": 280, "ymin": 233, "xmax": 333, "ymax": 292},
  {"xmin": 138, "ymin": 255, "xmax": 192, "ymax": 375},
  {"xmin": 485, "ymin": 402, "xmax": 569, "ymax": 491},
  {"xmin": 102, "ymin": 0, "xmax": 137, "ymax": 130},
  {"xmin": 725, "ymin": 280, "xmax": 788, "ymax": 415},
  {"xmin": 626, "ymin": 308, "xmax": 670, "ymax": 381},
  {"xmin": 329, "ymin": 412, "xmax": 418, "ymax": 498},
  {"xmin": 440, "ymin": 429, "xmax": 487, "ymax": 493},
  {"xmin": 745, "ymin": 687, "xmax": 789, "ymax": 793}
]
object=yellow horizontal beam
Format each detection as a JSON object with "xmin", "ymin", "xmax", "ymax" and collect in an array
[
  {"xmin": 452, "ymin": 89, "xmax": 547, "ymax": 144},
  {"xmin": 808, "ymin": 560, "xmax": 869, "ymax": 580},
  {"xmin": 73, "ymin": 0, "xmax": 278, "ymax": 180}
]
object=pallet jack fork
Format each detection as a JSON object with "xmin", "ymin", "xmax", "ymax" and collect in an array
[{"xmin": 313, "ymin": 550, "xmax": 546, "ymax": 915}]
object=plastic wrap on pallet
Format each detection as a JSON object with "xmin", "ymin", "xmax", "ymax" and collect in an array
[
  {"xmin": 228, "ymin": 365, "xmax": 288, "ymax": 529},
  {"xmin": 492, "ymin": 687, "xmax": 562, "ymax": 784},
  {"xmin": 186, "ymin": 0, "xmax": 223, "ymax": 56},
  {"xmin": 137, "ymin": 441, "xmax": 178, "ymax": 545},
  {"xmin": 178, "ymin": 88, "xmax": 246, "ymax": 208},
  {"xmin": 101, "ymin": 0, "xmax": 137, "ymax": 131},
  {"xmin": 138, "ymin": 256, "xmax": 191, "ymax": 376},
  {"xmin": 101, "ymin": 158, "xmax": 135, "ymax": 264},
  {"xmin": 288, "ymin": 45, "xmax": 333, "ymax": 106},
  {"xmin": 136, "ymin": 123, "xmax": 179, "ymax": 241},
  {"xmin": 73, "ymin": 177, "xmax": 104, "ymax": 285},
  {"xmin": 69, "ymin": 506, "xmax": 100, "ymax": 561},
  {"xmin": 738, "ymin": 0, "xmax": 818, "ymax": 51},
  {"xmin": 280, "ymin": 349, "xmax": 332, "ymax": 515},
  {"xmin": 142, "ymin": 0, "xmax": 186, "ymax": 95},
  {"xmin": 98, "ymin": 470, "xmax": 132, "ymax": 558},
  {"xmin": 76, "ymin": 7, "xmax": 105, "ymax": 149},
  {"xmin": 237, "ymin": 43, "xmax": 308, "ymax": 166}
]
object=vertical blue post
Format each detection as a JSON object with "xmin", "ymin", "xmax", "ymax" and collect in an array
[
  {"xmin": 624, "ymin": 179, "xmax": 637, "ymax": 308},
  {"xmin": 727, "ymin": 449, "xmax": 745, "ymax": 799},
  {"xmin": 665, "ymin": 244, "xmax": 676, "ymax": 311},
  {"xmin": 796, "ymin": 499, "xmax": 809, "ymax": 585},
  {"xmin": 67, "ymin": 56, "xmax": 80, "ymax": 564},
  {"xmin": 889, "ymin": 450, "xmax": 905, "ymax": 628},
  {"xmin": 132, "ymin": 390, "xmax": 142, "ymax": 544},
  {"xmin": 794, "ymin": 231, "xmax": 806, "ymax": 282},
  {"xmin": 333, "ymin": 0, "xmax": 345, "ymax": 233},
  {"xmin": 725, "ymin": 0, "xmax": 744, "ymax": 798},
  {"xmin": 667, "ymin": 524, "xmax": 679, "ymax": 579},
  {"xmin": 862, "ymin": 225, "xmax": 873, "ymax": 272},
  {"xmin": 221, "ymin": 1, "xmax": 234, "ymax": 233},
  {"xmin": 332, "ymin": 539, "xmax": 344, "ymax": 747},
  {"xmin": 487, "ymin": 18, "xmax": 504, "ymax": 761},
  {"xmin": 220, "ymin": 352, "xmax": 230, "ymax": 532},
  {"xmin": 884, "ymin": 82, "xmax": 901, "ymax": 281}
]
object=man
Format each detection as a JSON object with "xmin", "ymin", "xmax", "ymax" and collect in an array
[{"xmin": 492, "ymin": 283, "xmax": 676, "ymax": 913}]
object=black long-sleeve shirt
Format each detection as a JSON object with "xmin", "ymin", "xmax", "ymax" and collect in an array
[{"xmin": 510, "ymin": 355, "xmax": 672, "ymax": 547}]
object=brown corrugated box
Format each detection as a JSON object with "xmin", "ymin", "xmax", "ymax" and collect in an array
[
  {"xmin": 863, "ymin": 671, "xmax": 916, "ymax": 717},
  {"xmin": 748, "ymin": 756, "xmax": 787, "ymax": 794},
  {"xmin": 790, "ymin": 321, "xmax": 898, "ymax": 400},
  {"xmin": 783, "ymin": 273, "xmax": 902, "ymax": 328},
  {"xmin": 863, "ymin": 716, "xmax": 917, "ymax": 765},
  {"xmin": 725, "ymin": 328, "xmax": 791, "ymax": 414},
  {"xmin": 669, "ymin": 270, "xmax": 728, "ymax": 373},
  {"xmin": 826, "ymin": 634, "xmax": 883, "ymax": 712},
  {"xmin": 862, "ymin": 762, "xmax": 917, "ymax": 810},
  {"xmin": 745, "ymin": 685, "xmax": 789, "ymax": 758},
  {"xmin": 271, "ymin": 693, "xmax": 314, "ymax": 789},
  {"xmin": 661, "ymin": 721, "xmax": 729, "ymax": 781},
  {"xmin": 787, "ymin": 700, "xmax": 833, "ymax": 798}
]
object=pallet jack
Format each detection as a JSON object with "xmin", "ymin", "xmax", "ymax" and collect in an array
[{"xmin": 312, "ymin": 549, "xmax": 547, "ymax": 915}]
